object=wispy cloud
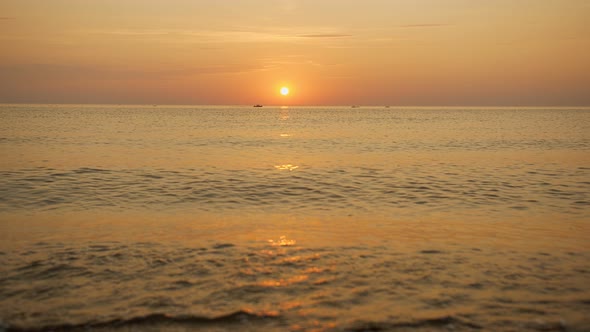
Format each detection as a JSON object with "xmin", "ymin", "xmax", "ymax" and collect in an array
[
  {"xmin": 87, "ymin": 27, "xmax": 352, "ymax": 44},
  {"xmin": 88, "ymin": 28, "xmax": 291, "ymax": 43},
  {"xmin": 0, "ymin": 63, "xmax": 271, "ymax": 81},
  {"xmin": 259, "ymin": 57, "xmax": 325, "ymax": 68},
  {"xmin": 298, "ymin": 33, "xmax": 352, "ymax": 38},
  {"xmin": 397, "ymin": 24, "xmax": 450, "ymax": 28}
]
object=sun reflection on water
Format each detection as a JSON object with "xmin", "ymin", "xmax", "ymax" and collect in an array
[
  {"xmin": 259, "ymin": 274, "xmax": 308, "ymax": 287},
  {"xmin": 274, "ymin": 164, "xmax": 299, "ymax": 171},
  {"xmin": 268, "ymin": 235, "xmax": 297, "ymax": 246},
  {"xmin": 280, "ymin": 109, "xmax": 290, "ymax": 120}
]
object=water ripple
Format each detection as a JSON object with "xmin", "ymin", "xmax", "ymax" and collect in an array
[
  {"xmin": 0, "ymin": 166, "xmax": 587, "ymax": 217},
  {"xmin": 1, "ymin": 241, "xmax": 588, "ymax": 331}
]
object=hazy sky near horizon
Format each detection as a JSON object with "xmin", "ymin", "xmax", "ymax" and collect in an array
[{"xmin": 1, "ymin": 0, "xmax": 589, "ymax": 105}]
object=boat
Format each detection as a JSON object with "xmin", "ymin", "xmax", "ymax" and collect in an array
[{"xmin": 253, "ymin": 104, "xmax": 263, "ymax": 107}]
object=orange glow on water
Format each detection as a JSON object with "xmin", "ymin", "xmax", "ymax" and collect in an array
[{"xmin": 268, "ymin": 236, "xmax": 297, "ymax": 246}]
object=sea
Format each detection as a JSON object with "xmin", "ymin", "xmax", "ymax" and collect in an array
[{"xmin": 0, "ymin": 104, "xmax": 589, "ymax": 331}]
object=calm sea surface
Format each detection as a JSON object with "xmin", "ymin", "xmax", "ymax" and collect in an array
[{"xmin": 0, "ymin": 105, "xmax": 589, "ymax": 331}]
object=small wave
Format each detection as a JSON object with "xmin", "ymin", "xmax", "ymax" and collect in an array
[
  {"xmin": 347, "ymin": 316, "xmax": 482, "ymax": 331},
  {"xmin": 5, "ymin": 311, "xmax": 280, "ymax": 332},
  {"xmin": 1, "ymin": 164, "xmax": 588, "ymax": 217},
  {"xmin": 212, "ymin": 243, "xmax": 235, "ymax": 249},
  {"xmin": 72, "ymin": 167, "xmax": 111, "ymax": 174},
  {"xmin": 1, "ymin": 241, "xmax": 589, "ymax": 331}
]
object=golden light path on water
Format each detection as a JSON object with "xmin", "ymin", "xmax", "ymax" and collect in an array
[{"xmin": 274, "ymin": 164, "xmax": 299, "ymax": 171}]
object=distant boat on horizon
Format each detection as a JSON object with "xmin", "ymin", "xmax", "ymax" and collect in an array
[{"xmin": 253, "ymin": 104, "xmax": 263, "ymax": 107}]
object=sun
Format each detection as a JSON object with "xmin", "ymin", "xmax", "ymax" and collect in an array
[{"xmin": 280, "ymin": 86, "xmax": 289, "ymax": 96}]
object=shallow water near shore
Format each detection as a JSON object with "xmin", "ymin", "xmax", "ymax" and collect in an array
[{"xmin": 1, "ymin": 105, "xmax": 589, "ymax": 331}]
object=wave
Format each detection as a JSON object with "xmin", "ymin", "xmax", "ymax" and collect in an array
[
  {"xmin": 347, "ymin": 315, "xmax": 483, "ymax": 331},
  {"xmin": 0, "ymin": 164, "xmax": 588, "ymax": 217},
  {"xmin": 5, "ymin": 314, "xmax": 491, "ymax": 332},
  {"xmin": 5, "ymin": 310, "xmax": 280, "ymax": 332},
  {"xmin": 1, "ymin": 241, "xmax": 588, "ymax": 332}
]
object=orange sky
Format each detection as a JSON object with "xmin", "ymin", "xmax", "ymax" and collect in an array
[{"xmin": 1, "ymin": 0, "xmax": 589, "ymax": 106}]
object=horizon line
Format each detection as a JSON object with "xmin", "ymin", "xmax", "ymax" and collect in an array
[{"xmin": 1, "ymin": 102, "xmax": 590, "ymax": 108}]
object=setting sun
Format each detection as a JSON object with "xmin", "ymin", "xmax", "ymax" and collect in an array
[{"xmin": 280, "ymin": 87, "xmax": 289, "ymax": 96}]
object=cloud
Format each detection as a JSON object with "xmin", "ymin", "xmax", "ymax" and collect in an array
[
  {"xmin": 87, "ymin": 27, "xmax": 353, "ymax": 44},
  {"xmin": 0, "ymin": 63, "xmax": 269, "ymax": 82},
  {"xmin": 0, "ymin": 17, "xmax": 16, "ymax": 20},
  {"xmin": 87, "ymin": 28, "xmax": 292, "ymax": 43},
  {"xmin": 298, "ymin": 33, "xmax": 352, "ymax": 38},
  {"xmin": 397, "ymin": 24, "xmax": 450, "ymax": 28}
]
